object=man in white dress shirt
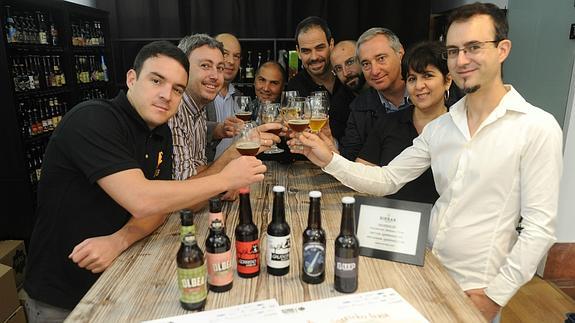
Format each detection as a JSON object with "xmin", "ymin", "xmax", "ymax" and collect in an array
[{"xmin": 289, "ymin": 3, "xmax": 563, "ymax": 322}]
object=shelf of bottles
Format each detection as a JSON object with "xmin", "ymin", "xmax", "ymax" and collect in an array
[
  {"xmin": 233, "ymin": 39, "xmax": 298, "ymax": 96},
  {"xmin": 71, "ymin": 16, "xmax": 110, "ymax": 95},
  {"xmin": 3, "ymin": 4, "xmax": 70, "ymax": 191}
]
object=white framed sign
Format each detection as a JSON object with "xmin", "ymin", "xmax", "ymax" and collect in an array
[{"xmin": 354, "ymin": 196, "xmax": 432, "ymax": 266}]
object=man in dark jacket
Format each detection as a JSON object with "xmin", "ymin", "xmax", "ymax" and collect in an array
[{"xmin": 339, "ymin": 28, "xmax": 410, "ymax": 161}]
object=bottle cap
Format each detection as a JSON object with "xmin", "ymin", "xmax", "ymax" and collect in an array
[
  {"xmin": 180, "ymin": 209, "xmax": 193, "ymax": 224},
  {"xmin": 341, "ymin": 196, "xmax": 355, "ymax": 204},
  {"xmin": 239, "ymin": 187, "xmax": 250, "ymax": 194},
  {"xmin": 273, "ymin": 185, "xmax": 285, "ymax": 193},
  {"xmin": 309, "ymin": 191, "xmax": 321, "ymax": 198},
  {"xmin": 209, "ymin": 197, "xmax": 222, "ymax": 212}
]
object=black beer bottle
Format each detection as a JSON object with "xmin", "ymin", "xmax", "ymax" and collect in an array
[
  {"xmin": 176, "ymin": 210, "xmax": 207, "ymax": 311},
  {"xmin": 235, "ymin": 187, "xmax": 260, "ymax": 278},
  {"xmin": 266, "ymin": 185, "xmax": 291, "ymax": 276},
  {"xmin": 205, "ymin": 219, "xmax": 233, "ymax": 292},
  {"xmin": 302, "ymin": 191, "xmax": 326, "ymax": 284},
  {"xmin": 334, "ymin": 196, "xmax": 359, "ymax": 293}
]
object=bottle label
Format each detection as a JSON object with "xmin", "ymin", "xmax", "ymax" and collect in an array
[
  {"xmin": 335, "ymin": 256, "xmax": 358, "ymax": 278},
  {"xmin": 206, "ymin": 250, "xmax": 233, "ymax": 286},
  {"xmin": 236, "ymin": 239, "xmax": 260, "ymax": 275},
  {"xmin": 180, "ymin": 225, "xmax": 196, "ymax": 242},
  {"xmin": 209, "ymin": 212, "xmax": 224, "ymax": 227},
  {"xmin": 303, "ymin": 242, "xmax": 325, "ymax": 277},
  {"xmin": 177, "ymin": 264, "xmax": 207, "ymax": 304},
  {"xmin": 267, "ymin": 235, "xmax": 290, "ymax": 269}
]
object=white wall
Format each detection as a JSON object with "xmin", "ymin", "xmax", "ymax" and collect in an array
[
  {"xmin": 63, "ymin": 0, "xmax": 95, "ymax": 8},
  {"xmin": 556, "ymin": 58, "xmax": 575, "ymax": 242}
]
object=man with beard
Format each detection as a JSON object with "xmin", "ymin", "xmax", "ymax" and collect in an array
[
  {"xmin": 287, "ymin": 16, "xmax": 342, "ymax": 98},
  {"xmin": 170, "ymin": 34, "xmax": 280, "ymax": 207},
  {"xmin": 329, "ymin": 40, "xmax": 368, "ymax": 142},
  {"xmin": 339, "ymin": 28, "xmax": 410, "ymax": 161}
]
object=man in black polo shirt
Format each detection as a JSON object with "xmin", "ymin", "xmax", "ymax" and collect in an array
[
  {"xmin": 23, "ymin": 41, "xmax": 267, "ymax": 322},
  {"xmin": 287, "ymin": 16, "xmax": 342, "ymax": 99}
]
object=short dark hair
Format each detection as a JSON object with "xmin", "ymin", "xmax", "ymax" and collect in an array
[
  {"xmin": 401, "ymin": 41, "xmax": 448, "ymax": 81},
  {"xmin": 255, "ymin": 61, "xmax": 286, "ymax": 84},
  {"xmin": 133, "ymin": 40, "xmax": 189, "ymax": 77},
  {"xmin": 295, "ymin": 16, "xmax": 332, "ymax": 46},
  {"xmin": 446, "ymin": 2, "xmax": 508, "ymax": 41}
]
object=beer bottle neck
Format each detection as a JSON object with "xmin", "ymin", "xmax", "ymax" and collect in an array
[
  {"xmin": 271, "ymin": 192, "xmax": 286, "ymax": 224},
  {"xmin": 340, "ymin": 204, "xmax": 355, "ymax": 235},
  {"xmin": 239, "ymin": 192, "xmax": 253, "ymax": 224},
  {"xmin": 307, "ymin": 197, "xmax": 321, "ymax": 228}
]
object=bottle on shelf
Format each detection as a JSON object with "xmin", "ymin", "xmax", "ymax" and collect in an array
[
  {"xmin": 302, "ymin": 191, "xmax": 326, "ymax": 284},
  {"xmin": 176, "ymin": 210, "xmax": 207, "ymax": 311},
  {"xmin": 256, "ymin": 51, "xmax": 262, "ymax": 71},
  {"xmin": 205, "ymin": 219, "xmax": 233, "ymax": 292},
  {"xmin": 100, "ymin": 55, "xmax": 109, "ymax": 82},
  {"xmin": 266, "ymin": 185, "xmax": 291, "ymax": 276},
  {"xmin": 334, "ymin": 196, "xmax": 360, "ymax": 293},
  {"xmin": 48, "ymin": 13, "xmax": 58, "ymax": 46},
  {"xmin": 5, "ymin": 5, "xmax": 18, "ymax": 43},
  {"xmin": 235, "ymin": 187, "xmax": 260, "ymax": 278},
  {"xmin": 36, "ymin": 11, "xmax": 48, "ymax": 45},
  {"xmin": 266, "ymin": 49, "xmax": 271, "ymax": 62},
  {"xmin": 244, "ymin": 50, "xmax": 254, "ymax": 81}
]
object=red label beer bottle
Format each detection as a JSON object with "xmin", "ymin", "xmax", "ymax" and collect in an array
[{"xmin": 235, "ymin": 187, "xmax": 260, "ymax": 278}]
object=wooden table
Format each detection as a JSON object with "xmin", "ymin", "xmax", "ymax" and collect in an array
[{"xmin": 66, "ymin": 161, "xmax": 486, "ymax": 322}]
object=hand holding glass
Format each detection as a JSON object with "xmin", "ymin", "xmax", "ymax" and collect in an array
[{"xmin": 261, "ymin": 102, "xmax": 284, "ymax": 154}]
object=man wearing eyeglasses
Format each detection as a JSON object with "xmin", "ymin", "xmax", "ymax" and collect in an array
[
  {"xmin": 329, "ymin": 40, "xmax": 368, "ymax": 141},
  {"xmin": 339, "ymin": 27, "xmax": 410, "ymax": 161},
  {"xmin": 290, "ymin": 3, "xmax": 562, "ymax": 322}
]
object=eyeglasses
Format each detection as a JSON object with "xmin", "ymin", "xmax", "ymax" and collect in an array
[
  {"xmin": 442, "ymin": 40, "xmax": 500, "ymax": 60},
  {"xmin": 333, "ymin": 57, "xmax": 357, "ymax": 74}
]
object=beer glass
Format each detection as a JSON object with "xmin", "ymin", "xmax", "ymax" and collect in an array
[
  {"xmin": 306, "ymin": 96, "xmax": 328, "ymax": 134},
  {"xmin": 311, "ymin": 90, "xmax": 330, "ymax": 112},
  {"xmin": 261, "ymin": 102, "xmax": 284, "ymax": 154},
  {"xmin": 234, "ymin": 96, "xmax": 253, "ymax": 121},
  {"xmin": 284, "ymin": 96, "xmax": 309, "ymax": 150},
  {"xmin": 235, "ymin": 123, "xmax": 260, "ymax": 156},
  {"xmin": 280, "ymin": 90, "xmax": 299, "ymax": 120}
]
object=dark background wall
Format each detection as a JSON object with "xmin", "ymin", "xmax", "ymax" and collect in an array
[{"xmin": 95, "ymin": 0, "xmax": 431, "ymax": 86}]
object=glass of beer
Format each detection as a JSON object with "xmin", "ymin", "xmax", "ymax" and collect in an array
[
  {"xmin": 234, "ymin": 96, "xmax": 253, "ymax": 121},
  {"xmin": 261, "ymin": 102, "xmax": 284, "ymax": 154},
  {"xmin": 235, "ymin": 123, "xmax": 260, "ymax": 156},
  {"xmin": 284, "ymin": 96, "xmax": 309, "ymax": 150},
  {"xmin": 280, "ymin": 90, "xmax": 299, "ymax": 120},
  {"xmin": 311, "ymin": 90, "xmax": 330, "ymax": 113},
  {"xmin": 306, "ymin": 96, "xmax": 328, "ymax": 134}
]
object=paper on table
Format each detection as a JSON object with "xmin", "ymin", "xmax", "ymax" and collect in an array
[
  {"xmin": 142, "ymin": 299, "xmax": 287, "ymax": 323},
  {"xmin": 279, "ymin": 288, "xmax": 429, "ymax": 323}
]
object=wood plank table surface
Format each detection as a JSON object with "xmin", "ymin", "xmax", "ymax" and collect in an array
[{"xmin": 66, "ymin": 161, "xmax": 486, "ymax": 322}]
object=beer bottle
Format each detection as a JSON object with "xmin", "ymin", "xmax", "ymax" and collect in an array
[
  {"xmin": 302, "ymin": 191, "xmax": 326, "ymax": 284},
  {"xmin": 205, "ymin": 219, "xmax": 233, "ymax": 292},
  {"xmin": 208, "ymin": 197, "xmax": 224, "ymax": 227},
  {"xmin": 266, "ymin": 185, "xmax": 290, "ymax": 276},
  {"xmin": 235, "ymin": 187, "xmax": 260, "ymax": 278},
  {"xmin": 334, "ymin": 196, "xmax": 359, "ymax": 293},
  {"xmin": 176, "ymin": 210, "xmax": 207, "ymax": 311}
]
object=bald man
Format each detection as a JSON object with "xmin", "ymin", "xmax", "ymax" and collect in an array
[
  {"xmin": 205, "ymin": 33, "xmax": 244, "ymax": 162},
  {"xmin": 329, "ymin": 40, "xmax": 368, "ymax": 141}
]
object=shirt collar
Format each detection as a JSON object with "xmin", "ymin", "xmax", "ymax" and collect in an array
[
  {"xmin": 218, "ymin": 83, "xmax": 236, "ymax": 100},
  {"xmin": 377, "ymin": 88, "xmax": 410, "ymax": 112},
  {"xmin": 180, "ymin": 92, "xmax": 203, "ymax": 118},
  {"xmin": 114, "ymin": 90, "xmax": 169, "ymax": 137}
]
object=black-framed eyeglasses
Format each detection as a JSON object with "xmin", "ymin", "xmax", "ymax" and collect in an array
[
  {"xmin": 333, "ymin": 57, "xmax": 357, "ymax": 74},
  {"xmin": 442, "ymin": 40, "xmax": 501, "ymax": 60}
]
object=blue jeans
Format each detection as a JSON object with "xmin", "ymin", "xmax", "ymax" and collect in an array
[{"xmin": 23, "ymin": 290, "xmax": 71, "ymax": 323}]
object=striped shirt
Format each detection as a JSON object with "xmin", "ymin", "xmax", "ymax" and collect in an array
[{"xmin": 169, "ymin": 92, "xmax": 208, "ymax": 180}]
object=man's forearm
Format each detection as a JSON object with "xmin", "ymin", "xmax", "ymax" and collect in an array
[{"xmin": 114, "ymin": 213, "xmax": 170, "ymax": 252}]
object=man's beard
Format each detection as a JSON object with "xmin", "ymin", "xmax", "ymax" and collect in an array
[
  {"xmin": 347, "ymin": 73, "xmax": 366, "ymax": 92},
  {"xmin": 463, "ymin": 85, "xmax": 480, "ymax": 94}
]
